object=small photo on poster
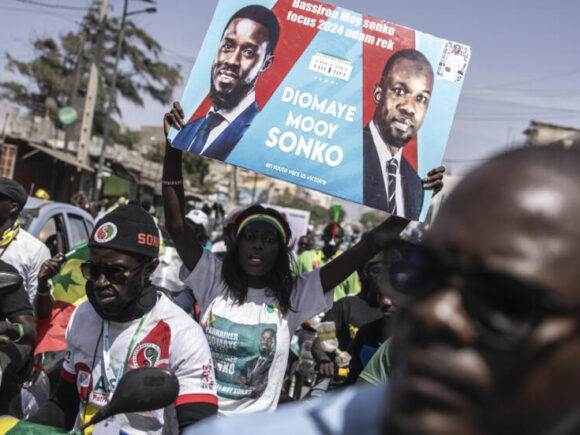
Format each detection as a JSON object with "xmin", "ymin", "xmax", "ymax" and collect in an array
[{"xmin": 437, "ymin": 41, "xmax": 470, "ymax": 83}]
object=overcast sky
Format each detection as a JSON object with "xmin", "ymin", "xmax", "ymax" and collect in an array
[{"xmin": 2, "ymin": 0, "xmax": 580, "ymax": 180}]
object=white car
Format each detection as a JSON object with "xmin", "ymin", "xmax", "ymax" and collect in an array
[{"xmin": 19, "ymin": 197, "xmax": 95, "ymax": 257}]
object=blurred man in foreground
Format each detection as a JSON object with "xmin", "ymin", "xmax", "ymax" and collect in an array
[{"xmin": 188, "ymin": 146, "xmax": 580, "ymax": 435}]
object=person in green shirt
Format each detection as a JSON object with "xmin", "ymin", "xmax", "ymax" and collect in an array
[
  {"xmin": 357, "ymin": 337, "xmax": 392, "ymax": 385},
  {"xmin": 294, "ymin": 223, "xmax": 359, "ymax": 302}
]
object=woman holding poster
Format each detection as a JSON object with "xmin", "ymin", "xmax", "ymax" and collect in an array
[{"xmin": 162, "ymin": 103, "xmax": 409, "ymax": 415}]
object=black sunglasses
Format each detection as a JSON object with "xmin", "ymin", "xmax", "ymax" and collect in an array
[
  {"xmin": 80, "ymin": 261, "xmax": 143, "ymax": 285},
  {"xmin": 385, "ymin": 240, "xmax": 580, "ymax": 349}
]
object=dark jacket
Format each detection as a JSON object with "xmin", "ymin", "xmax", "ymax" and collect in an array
[
  {"xmin": 237, "ymin": 353, "xmax": 274, "ymax": 388},
  {"xmin": 362, "ymin": 124, "xmax": 424, "ymax": 220}
]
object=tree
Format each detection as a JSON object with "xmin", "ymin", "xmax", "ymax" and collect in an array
[
  {"xmin": 327, "ymin": 205, "xmax": 346, "ymax": 224},
  {"xmin": 182, "ymin": 153, "xmax": 211, "ymax": 192},
  {"xmin": 145, "ymin": 142, "xmax": 211, "ymax": 191},
  {"xmin": 117, "ymin": 127, "xmax": 141, "ymax": 150},
  {"xmin": 270, "ymin": 190, "xmax": 341, "ymax": 227},
  {"xmin": 0, "ymin": 8, "xmax": 181, "ymax": 145},
  {"xmin": 360, "ymin": 210, "xmax": 387, "ymax": 229}
]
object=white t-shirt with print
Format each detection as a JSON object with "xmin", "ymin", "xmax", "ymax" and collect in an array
[
  {"xmin": 184, "ymin": 250, "xmax": 333, "ymax": 415},
  {"xmin": 62, "ymin": 292, "xmax": 217, "ymax": 434}
]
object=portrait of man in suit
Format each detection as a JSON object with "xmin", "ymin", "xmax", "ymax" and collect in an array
[
  {"xmin": 172, "ymin": 5, "xmax": 280, "ymax": 160},
  {"xmin": 363, "ymin": 49, "xmax": 437, "ymax": 220},
  {"xmin": 236, "ymin": 328, "xmax": 276, "ymax": 398}
]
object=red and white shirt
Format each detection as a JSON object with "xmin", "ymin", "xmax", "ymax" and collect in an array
[{"xmin": 63, "ymin": 292, "xmax": 217, "ymax": 434}]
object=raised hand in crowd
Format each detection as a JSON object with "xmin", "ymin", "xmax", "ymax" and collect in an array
[{"xmin": 35, "ymin": 253, "xmax": 66, "ymax": 320}]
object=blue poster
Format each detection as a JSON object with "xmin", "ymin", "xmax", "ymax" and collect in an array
[{"xmin": 169, "ymin": 0, "xmax": 470, "ymax": 221}]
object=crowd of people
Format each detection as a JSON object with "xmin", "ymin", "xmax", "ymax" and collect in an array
[{"xmin": 0, "ymin": 103, "xmax": 577, "ymax": 434}]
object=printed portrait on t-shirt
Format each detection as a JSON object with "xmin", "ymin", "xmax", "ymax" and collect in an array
[
  {"xmin": 235, "ymin": 327, "xmax": 276, "ymax": 396},
  {"xmin": 204, "ymin": 314, "xmax": 278, "ymax": 400}
]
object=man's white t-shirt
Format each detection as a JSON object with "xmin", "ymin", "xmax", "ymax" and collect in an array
[
  {"xmin": 2, "ymin": 229, "xmax": 51, "ymax": 307},
  {"xmin": 63, "ymin": 293, "xmax": 217, "ymax": 434},
  {"xmin": 184, "ymin": 250, "xmax": 333, "ymax": 415}
]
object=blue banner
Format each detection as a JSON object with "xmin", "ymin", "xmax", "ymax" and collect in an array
[{"xmin": 170, "ymin": 0, "xmax": 470, "ymax": 221}]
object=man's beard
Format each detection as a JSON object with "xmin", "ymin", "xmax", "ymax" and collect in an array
[
  {"xmin": 85, "ymin": 278, "xmax": 156, "ymax": 322},
  {"xmin": 210, "ymin": 72, "xmax": 257, "ymax": 111},
  {"xmin": 381, "ymin": 124, "xmax": 414, "ymax": 150}
]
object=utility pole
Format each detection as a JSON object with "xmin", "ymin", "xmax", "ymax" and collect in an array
[
  {"xmin": 94, "ymin": 0, "xmax": 128, "ymax": 202},
  {"xmin": 94, "ymin": 0, "xmax": 157, "ymax": 201},
  {"xmin": 77, "ymin": 0, "xmax": 109, "ymax": 167},
  {"xmin": 64, "ymin": 30, "xmax": 87, "ymax": 152},
  {"xmin": 228, "ymin": 166, "xmax": 239, "ymax": 210}
]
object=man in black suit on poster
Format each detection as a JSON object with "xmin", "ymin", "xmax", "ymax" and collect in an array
[
  {"xmin": 363, "ymin": 49, "xmax": 443, "ymax": 220},
  {"xmin": 236, "ymin": 328, "xmax": 275, "ymax": 397}
]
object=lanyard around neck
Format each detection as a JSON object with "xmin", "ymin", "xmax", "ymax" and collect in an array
[
  {"xmin": 102, "ymin": 313, "xmax": 148, "ymax": 394},
  {"xmin": 0, "ymin": 219, "xmax": 20, "ymax": 258}
]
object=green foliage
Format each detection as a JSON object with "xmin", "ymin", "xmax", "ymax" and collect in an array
[
  {"xmin": 0, "ymin": 9, "xmax": 181, "ymax": 144},
  {"xmin": 182, "ymin": 152, "xmax": 211, "ymax": 190},
  {"xmin": 360, "ymin": 210, "xmax": 387, "ymax": 229},
  {"xmin": 144, "ymin": 143, "xmax": 211, "ymax": 191},
  {"xmin": 328, "ymin": 205, "xmax": 346, "ymax": 223},
  {"xmin": 144, "ymin": 144, "xmax": 164, "ymax": 163},
  {"xmin": 116, "ymin": 128, "xmax": 141, "ymax": 149},
  {"xmin": 1, "ymin": 38, "xmax": 72, "ymax": 125},
  {"xmin": 270, "ymin": 190, "xmax": 336, "ymax": 226}
]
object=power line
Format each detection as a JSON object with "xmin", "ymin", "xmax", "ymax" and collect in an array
[
  {"xmin": 160, "ymin": 46, "xmax": 196, "ymax": 64},
  {"xmin": 443, "ymin": 157, "xmax": 492, "ymax": 163},
  {"xmin": 458, "ymin": 110, "xmax": 580, "ymax": 118},
  {"xmin": 457, "ymin": 113, "xmax": 580, "ymax": 121},
  {"xmin": 0, "ymin": 37, "xmax": 30, "ymax": 46},
  {"xmin": 502, "ymin": 87, "xmax": 580, "ymax": 97},
  {"xmin": 460, "ymin": 96, "xmax": 580, "ymax": 117},
  {"xmin": 469, "ymin": 68, "xmax": 580, "ymax": 91},
  {"xmin": 464, "ymin": 89, "xmax": 580, "ymax": 98},
  {"xmin": 3, "ymin": 5, "xmax": 82, "ymax": 19},
  {"xmin": 13, "ymin": 0, "xmax": 91, "ymax": 11}
]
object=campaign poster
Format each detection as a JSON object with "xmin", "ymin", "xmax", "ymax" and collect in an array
[{"xmin": 169, "ymin": 0, "xmax": 471, "ymax": 221}]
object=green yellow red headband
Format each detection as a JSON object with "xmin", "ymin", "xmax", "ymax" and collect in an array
[{"xmin": 236, "ymin": 214, "xmax": 287, "ymax": 244}]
